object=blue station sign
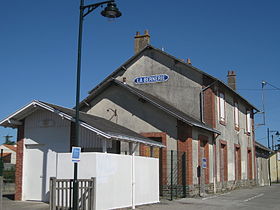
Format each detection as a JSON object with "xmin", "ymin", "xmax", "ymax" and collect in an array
[
  {"xmin": 71, "ymin": 147, "xmax": 81, "ymax": 163},
  {"xmin": 134, "ymin": 74, "xmax": 169, "ymax": 84}
]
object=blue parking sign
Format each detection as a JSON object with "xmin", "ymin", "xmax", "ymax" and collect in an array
[{"xmin": 72, "ymin": 147, "xmax": 81, "ymax": 162}]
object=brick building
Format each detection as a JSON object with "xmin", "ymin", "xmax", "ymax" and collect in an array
[
  {"xmin": 78, "ymin": 31, "xmax": 258, "ymax": 196},
  {"xmin": 1, "ymin": 31, "xmax": 259, "ymax": 200}
]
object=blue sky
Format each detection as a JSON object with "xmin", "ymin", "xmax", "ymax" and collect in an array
[{"xmin": 0, "ymin": 0, "xmax": 280, "ymax": 147}]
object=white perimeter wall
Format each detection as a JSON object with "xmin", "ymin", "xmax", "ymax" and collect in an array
[{"xmin": 56, "ymin": 152, "xmax": 159, "ymax": 210}]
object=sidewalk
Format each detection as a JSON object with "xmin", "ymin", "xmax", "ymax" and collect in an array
[{"xmin": 2, "ymin": 196, "xmax": 49, "ymax": 210}]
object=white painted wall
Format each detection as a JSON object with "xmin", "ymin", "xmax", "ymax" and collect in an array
[
  {"xmin": 22, "ymin": 109, "xmax": 70, "ymax": 201},
  {"xmin": 56, "ymin": 152, "xmax": 159, "ymax": 210}
]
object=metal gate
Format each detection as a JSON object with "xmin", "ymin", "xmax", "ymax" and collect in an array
[
  {"xmin": 161, "ymin": 150, "xmax": 187, "ymax": 200},
  {"xmin": 49, "ymin": 177, "xmax": 95, "ymax": 210}
]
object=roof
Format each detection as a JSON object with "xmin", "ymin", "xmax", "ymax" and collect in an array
[
  {"xmin": 84, "ymin": 78, "xmax": 220, "ymax": 134},
  {"xmin": 255, "ymin": 141, "xmax": 273, "ymax": 153},
  {"xmin": 0, "ymin": 101, "xmax": 164, "ymax": 148},
  {"xmin": 85, "ymin": 45, "xmax": 258, "ymax": 112},
  {"xmin": 2, "ymin": 144, "xmax": 17, "ymax": 152},
  {"xmin": 0, "ymin": 153, "xmax": 12, "ymax": 158}
]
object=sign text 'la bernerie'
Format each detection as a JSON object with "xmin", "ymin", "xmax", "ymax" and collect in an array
[{"xmin": 134, "ymin": 74, "xmax": 169, "ymax": 84}]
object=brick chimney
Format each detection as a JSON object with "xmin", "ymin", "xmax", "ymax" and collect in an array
[
  {"xmin": 134, "ymin": 30, "xmax": 150, "ymax": 54},
  {"xmin": 227, "ymin": 70, "xmax": 236, "ymax": 90}
]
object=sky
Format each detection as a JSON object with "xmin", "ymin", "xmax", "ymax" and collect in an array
[{"xmin": 0, "ymin": 0, "xmax": 280, "ymax": 147}]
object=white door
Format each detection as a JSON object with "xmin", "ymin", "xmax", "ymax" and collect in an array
[{"xmin": 23, "ymin": 144, "xmax": 46, "ymax": 201}]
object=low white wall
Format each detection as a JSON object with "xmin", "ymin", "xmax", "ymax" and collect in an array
[{"xmin": 56, "ymin": 152, "xmax": 159, "ymax": 210}]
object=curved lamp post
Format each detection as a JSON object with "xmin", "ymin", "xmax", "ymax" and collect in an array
[{"xmin": 73, "ymin": 1, "xmax": 121, "ymax": 209}]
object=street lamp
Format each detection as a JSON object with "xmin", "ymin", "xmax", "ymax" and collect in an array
[{"xmin": 73, "ymin": 1, "xmax": 121, "ymax": 209}]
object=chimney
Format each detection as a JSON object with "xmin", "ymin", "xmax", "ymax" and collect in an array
[
  {"xmin": 134, "ymin": 30, "xmax": 150, "ymax": 54},
  {"xmin": 186, "ymin": 58, "xmax": 192, "ymax": 65},
  {"xmin": 227, "ymin": 70, "xmax": 236, "ymax": 90}
]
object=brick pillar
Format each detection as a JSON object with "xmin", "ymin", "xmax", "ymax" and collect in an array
[
  {"xmin": 177, "ymin": 120, "xmax": 193, "ymax": 185},
  {"xmin": 15, "ymin": 123, "xmax": 24, "ymax": 201}
]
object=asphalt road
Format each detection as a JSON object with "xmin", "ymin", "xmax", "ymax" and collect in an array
[
  {"xmin": 138, "ymin": 184, "xmax": 280, "ymax": 210},
  {"xmin": 2, "ymin": 184, "xmax": 280, "ymax": 210}
]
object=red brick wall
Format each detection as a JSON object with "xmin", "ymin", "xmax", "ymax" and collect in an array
[
  {"xmin": 177, "ymin": 120, "xmax": 193, "ymax": 185},
  {"xmin": 15, "ymin": 124, "xmax": 24, "ymax": 201}
]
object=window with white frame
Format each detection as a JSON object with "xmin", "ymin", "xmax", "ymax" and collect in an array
[
  {"xmin": 234, "ymin": 102, "xmax": 239, "ymax": 128},
  {"xmin": 246, "ymin": 110, "xmax": 251, "ymax": 133},
  {"xmin": 219, "ymin": 92, "xmax": 225, "ymax": 122}
]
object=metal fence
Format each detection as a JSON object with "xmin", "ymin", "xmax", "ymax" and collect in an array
[
  {"xmin": 49, "ymin": 177, "xmax": 95, "ymax": 210},
  {"xmin": 161, "ymin": 150, "xmax": 187, "ymax": 200}
]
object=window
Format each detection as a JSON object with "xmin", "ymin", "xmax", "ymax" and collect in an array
[
  {"xmin": 246, "ymin": 110, "xmax": 251, "ymax": 134},
  {"xmin": 219, "ymin": 92, "xmax": 226, "ymax": 124},
  {"xmin": 234, "ymin": 102, "xmax": 239, "ymax": 129}
]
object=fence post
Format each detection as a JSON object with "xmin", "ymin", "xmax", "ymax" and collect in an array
[
  {"xmin": 50, "ymin": 177, "xmax": 56, "ymax": 210},
  {"xmin": 170, "ymin": 150, "xmax": 173, "ymax": 201},
  {"xmin": 0, "ymin": 176, "xmax": 3, "ymax": 210},
  {"xmin": 182, "ymin": 152, "xmax": 187, "ymax": 197},
  {"xmin": 90, "ymin": 177, "xmax": 95, "ymax": 210}
]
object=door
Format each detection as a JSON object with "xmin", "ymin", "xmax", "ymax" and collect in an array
[
  {"xmin": 24, "ymin": 145, "xmax": 46, "ymax": 201},
  {"xmin": 199, "ymin": 141, "xmax": 206, "ymax": 195},
  {"xmin": 247, "ymin": 150, "xmax": 252, "ymax": 180},
  {"xmin": 235, "ymin": 147, "xmax": 241, "ymax": 181},
  {"xmin": 220, "ymin": 141, "xmax": 228, "ymax": 188}
]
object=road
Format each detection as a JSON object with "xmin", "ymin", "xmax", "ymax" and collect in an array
[
  {"xmin": 137, "ymin": 184, "xmax": 280, "ymax": 210},
  {"xmin": 2, "ymin": 184, "xmax": 280, "ymax": 210}
]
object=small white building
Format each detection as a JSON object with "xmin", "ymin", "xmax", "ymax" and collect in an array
[
  {"xmin": 0, "ymin": 144, "xmax": 17, "ymax": 164},
  {"xmin": 0, "ymin": 100, "xmax": 164, "ymax": 209}
]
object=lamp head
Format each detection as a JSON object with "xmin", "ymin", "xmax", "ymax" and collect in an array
[{"xmin": 101, "ymin": 2, "xmax": 122, "ymax": 18}]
